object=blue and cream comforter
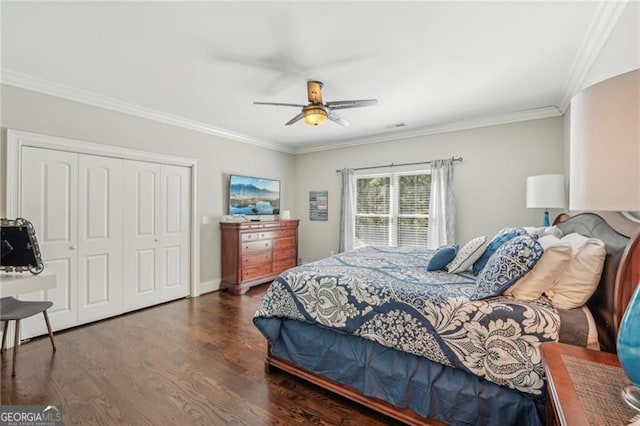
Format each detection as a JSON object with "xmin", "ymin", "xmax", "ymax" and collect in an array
[{"xmin": 254, "ymin": 246, "xmax": 560, "ymax": 396}]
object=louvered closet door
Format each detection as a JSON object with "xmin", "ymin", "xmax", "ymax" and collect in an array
[
  {"xmin": 160, "ymin": 165, "xmax": 191, "ymax": 301},
  {"xmin": 19, "ymin": 147, "xmax": 79, "ymax": 336},
  {"xmin": 123, "ymin": 160, "xmax": 162, "ymax": 311},
  {"xmin": 77, "ymin": 154, "xmax": 124, "ymax": 323}
]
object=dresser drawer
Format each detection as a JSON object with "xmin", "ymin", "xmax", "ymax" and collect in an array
[
  {"xmin": 242, "ymin": 263, "xmax": 272, "ymax": 280},
  {"xmin": 273, "ymin": 247, "xmax": 296, "ymax": 261},
  {"xmin": 242, "ymin": 240, "xmax": 272, "ymax": 253},
  {"xmin": 273, "ymin": 258, "xmax": 297, "ymax": 272},
  {"xmin": 273, "ymin": 229, "xmax": 297, "ymax": 239},
  {"xmin": 242, "ymin": 252, "xmax": 272, "ymax": 267},
  {"xmin": 273, "ymin": 237, "xmax": 296, "ymax": 249},
  {"xmin": 241, "ymin": 232, "xmax": 259, "ymax": 242}
]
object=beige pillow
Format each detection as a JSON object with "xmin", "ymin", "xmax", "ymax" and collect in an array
[
  {"xmin": 546, "ymin": 236, "xmax": 606, "ymax": 309},
  {"xmin": 505, "ymin": 238, "xmax": 572, "ymax": 300}
]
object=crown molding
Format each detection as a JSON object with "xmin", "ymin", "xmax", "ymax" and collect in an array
[
  {"xmin": 1, "ymin": 69, "xmax": 294, "ymax": 154},
  {"xmin": 293, "ymin": 106, "xmax": 562, "ymax": 155},
  {"xmin": 0, "ymin": 70, "xmax": 562, "ymax": 156},
  {"xmin": 556, "ymin": 0, "xmax": 629, "ymax": 113}
]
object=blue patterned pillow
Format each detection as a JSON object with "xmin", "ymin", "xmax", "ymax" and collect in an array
[
  {"xmin": 427, "ymin": 245, "xmax": 459, "ymax": 271},
  {"xmin": 472, "ymin": 227, "xmax": 529, "ymax": 275},
  {"xmin": 475, "ymin": 234, "xmax": 543, "ymax": 298}
]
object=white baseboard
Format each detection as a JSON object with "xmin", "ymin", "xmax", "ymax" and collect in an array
[{"xmin": 198, "ymin": 278, "xmax": 221, "ymax": 295}]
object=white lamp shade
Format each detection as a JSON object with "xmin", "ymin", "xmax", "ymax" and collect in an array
[
  {"xmin": 526, "ymin": 174, "xmax": 566, "ymax": 209},
  {"xmin": 569, "ymin": 69, "xmax": 640, "ymax": 211}
]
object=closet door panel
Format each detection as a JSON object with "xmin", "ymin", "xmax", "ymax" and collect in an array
[
  {"xmin": 19, "ymin": 147, "xmax": 78, "ymax": 336},
  {"xmin": 160, "ymin": 165, "xmax": 191, "ymax": 301},
  {"xmin": 123, "ymin": 160, "xmax": 161, "ymax": 311},
  {"xmin": 77, "ymin": 154, "xmax": 124, "ymax": 323}
]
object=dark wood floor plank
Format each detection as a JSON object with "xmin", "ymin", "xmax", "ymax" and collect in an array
[{"xmin": 1, "ymin": 284, "xmax": 400, "ymax": 425}]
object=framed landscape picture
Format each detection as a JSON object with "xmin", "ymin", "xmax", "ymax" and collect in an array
[{"xmin": 309, "ymin": 191, "xmax": 328, "ymax": 221}]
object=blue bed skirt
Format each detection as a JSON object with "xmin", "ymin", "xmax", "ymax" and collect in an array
[{"xmin": 256, "ymin": 317, "xmax": 545, "ymax": 426}]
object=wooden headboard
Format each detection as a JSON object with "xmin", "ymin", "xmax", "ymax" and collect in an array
[{"xmin": 554, "ymin": 212, "xmax": 640, "ymax": 353}]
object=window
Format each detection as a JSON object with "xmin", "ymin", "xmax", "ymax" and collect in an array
[{"xmin": 354, "ymin": 171, "xmax": 431, "ymax": 248}]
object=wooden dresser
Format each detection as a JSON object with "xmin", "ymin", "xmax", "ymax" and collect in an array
[{"xmin": 220, "ymin": 219, "xmax": 299, "ymax": 295}]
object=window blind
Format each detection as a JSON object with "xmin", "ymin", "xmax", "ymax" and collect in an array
[{"xmin": 354, "ymin": 171, "xmax": 431, "ymax": 248}]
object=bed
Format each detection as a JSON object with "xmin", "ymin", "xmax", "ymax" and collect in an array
[{"xmin": 253, "ymin": 213, "xmax": 640, "ymax": 425}]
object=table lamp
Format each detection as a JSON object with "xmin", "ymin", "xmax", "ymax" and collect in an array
[
  {"xmin": 526, "ymin": 174, "xmax": 566, "ymax": 226},
  {"xmin": 570, "ymin": 68, "xmax": 640, "ymax": 411}
]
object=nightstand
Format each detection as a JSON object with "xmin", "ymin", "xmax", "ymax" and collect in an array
[{"xmin": 540, "ymin": 342, "xmax": 639, "ymax": 426}]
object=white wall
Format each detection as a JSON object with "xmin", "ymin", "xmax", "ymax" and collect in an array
[
  {"xmin": 0, "ymin": 85, "xmax": 295, "ymax": 291},
  {"xmin": 293, "ymin": 117, "xmax": 565, "ymax": 263}
]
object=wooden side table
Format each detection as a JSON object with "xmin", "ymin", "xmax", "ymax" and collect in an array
[{"xmin": 541, "ymin": 342, "xmax": 640, "ymax": 426}]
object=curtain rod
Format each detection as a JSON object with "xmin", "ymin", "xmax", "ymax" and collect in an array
[{"xmin": 335, "ymin": 156, "xmax": 463, "ymax": 173}]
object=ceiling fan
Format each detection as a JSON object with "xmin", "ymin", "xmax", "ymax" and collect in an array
[{"xmin": 253, "ymin": 80, "xmax": 378, "ymax": 127}]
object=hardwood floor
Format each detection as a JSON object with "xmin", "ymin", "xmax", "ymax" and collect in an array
[{"xmin": 1, "ymin": 285, "xmax": 400, "ymax": 425}]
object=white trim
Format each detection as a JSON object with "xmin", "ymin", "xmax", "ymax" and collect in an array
[
  {"xmin": 198, "ymin": 279, "xmax": 221, "ymax": 295},
  {"xmin": 6, "ymin": 129, "xmax": 201, "ymax": 297},
  {"xmin": 556, "ymin": 1, "xmax": 629, "ymax": 113},
  {"xmin": 2, "ymin": 70, "xmax": 566, "ymax": 156},
  {"xmin": 1, "ymin": 69, "xmax": 293, "ymax": 154},
  {"xmin": 293, "ymin": 106, "xmax": 562, "ymax": 154}
]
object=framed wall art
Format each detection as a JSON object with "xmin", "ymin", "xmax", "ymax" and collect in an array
[{"xmin": 309, "ymin": 191, "xmax": 328, "ymax": 221}]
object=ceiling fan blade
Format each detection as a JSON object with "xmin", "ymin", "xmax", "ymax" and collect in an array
[
  {"xmin": 253, "ymin": 101, "xmax": 307, "ymax": 108},
  {"xmin": 285, "ymin": 112, "xmax": 305, "ymax": 126},
  {"xmin": 326, "ymin": 99, "xmax": 378, "ymax": 110},
  {"xmin": 307, "ymin": 80, "xmax": 324, "ymax": 104},
  {"xmin": 328, "ymin": 111, "xmax": 351, "ymax": 127}
]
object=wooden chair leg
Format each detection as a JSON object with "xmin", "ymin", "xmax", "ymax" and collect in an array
[
  {"xmin": 1, "ymin": 321, "xmax": 8, "ymax": 353},
  {"xmin": 43, "ymin": 311, "xmax": 56, "ymax": 352},
  {"xmin": 12, "ymin": 320, "xmax": 20, "ymax": 377}
]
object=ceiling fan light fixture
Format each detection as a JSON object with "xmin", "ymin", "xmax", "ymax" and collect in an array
[
  {"xmin": 303, "ymin": 107, "xmax": 328, "ymax": 126},
  {"xmin": 253, "ymin": 80, "xmax": 377, "ymax": 127}
]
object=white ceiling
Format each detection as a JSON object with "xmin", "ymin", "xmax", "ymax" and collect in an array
[{"xmin": 1, "ymin": 1, "xmax": 614, "ymax": 154}]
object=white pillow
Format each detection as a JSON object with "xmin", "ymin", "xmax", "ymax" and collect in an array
[
  {"xmin": 559, "ymin": 232, "xmax": 588, "ymax": 249},
  {"xmin": 446, "ymin": 236, "xmax": 487, "ymax": 273},
  {"xmin": 504, "ymin": 239, "xmax": 572, "ymax": 300},
  {"xmin": 545, "ymin": 235, "xmax": 606, "ymax": 309},
  {"xmin": 538, "ymin": 234, "xmax": 564, "ymax": 249},
  {"xmin": 523, "ymin": 226, "xmax": 564, "ymax": 239}
]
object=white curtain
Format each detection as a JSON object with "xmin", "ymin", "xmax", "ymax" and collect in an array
[
  {"xmin": 426, "ymin": 159, "xmax": 455, "ymax": 249},
  {"xmin": 339, "ymin": 168, "xmax": 356, "ymax": 252}
]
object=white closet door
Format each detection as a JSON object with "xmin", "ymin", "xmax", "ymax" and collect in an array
[
  {"xmin": 77, "ymin": 154, "xmax": 124, "ymax": 323},
  {"xmin": 123, "ymin": 160, "xmax": 161, "ymax": 311},
  {"xmin": 19, "ymin": 147, "xmax": 79, "ymax": 336},
  {"xmin": 159, "ymin": 165, "xmax": 191, "ymax": 301}
]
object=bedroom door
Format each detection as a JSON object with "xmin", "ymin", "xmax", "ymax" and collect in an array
[
  {"xmin": 159, "ymin": 164, "xmax": 191, "ymax": 301},
  {"xmin": 122, "ymin": 161, "xmax": 190, "ymax": 311},
  {"xmin": 76, "ymin": 154, "xmax": 124, "ymax": 323},
  {"xmin": 18, "ymin": 149, "xmax": 124, "ymax": 336},
  {"xmin": 123, "ymin": 160, "xmax": 162, "ymax": 311},
  {"xmin": 6, "ymin": 130, "xmax": 197, "ymax": 342},
  {"xmin": 19, "ymin": 147, "xmax": 79, "ymax": 334}
]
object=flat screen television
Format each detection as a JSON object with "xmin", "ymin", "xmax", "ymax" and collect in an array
[{"xmin": 228, "ymin": 174, "xmax": 280, "ymax": 216}]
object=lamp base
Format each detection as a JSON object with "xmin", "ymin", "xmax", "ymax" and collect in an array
[
  {"xmin": 543, "ymin": 210, "xmax": 550, "ymax": 227},
  {"xmin": 622, "ymin": 385, "xmax": 640, "ymax": 412}
]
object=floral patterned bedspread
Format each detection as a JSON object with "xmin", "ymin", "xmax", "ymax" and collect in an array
[{"xmin": 254, "ymin": 246, "xmax": 560, "ymax": 396}]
